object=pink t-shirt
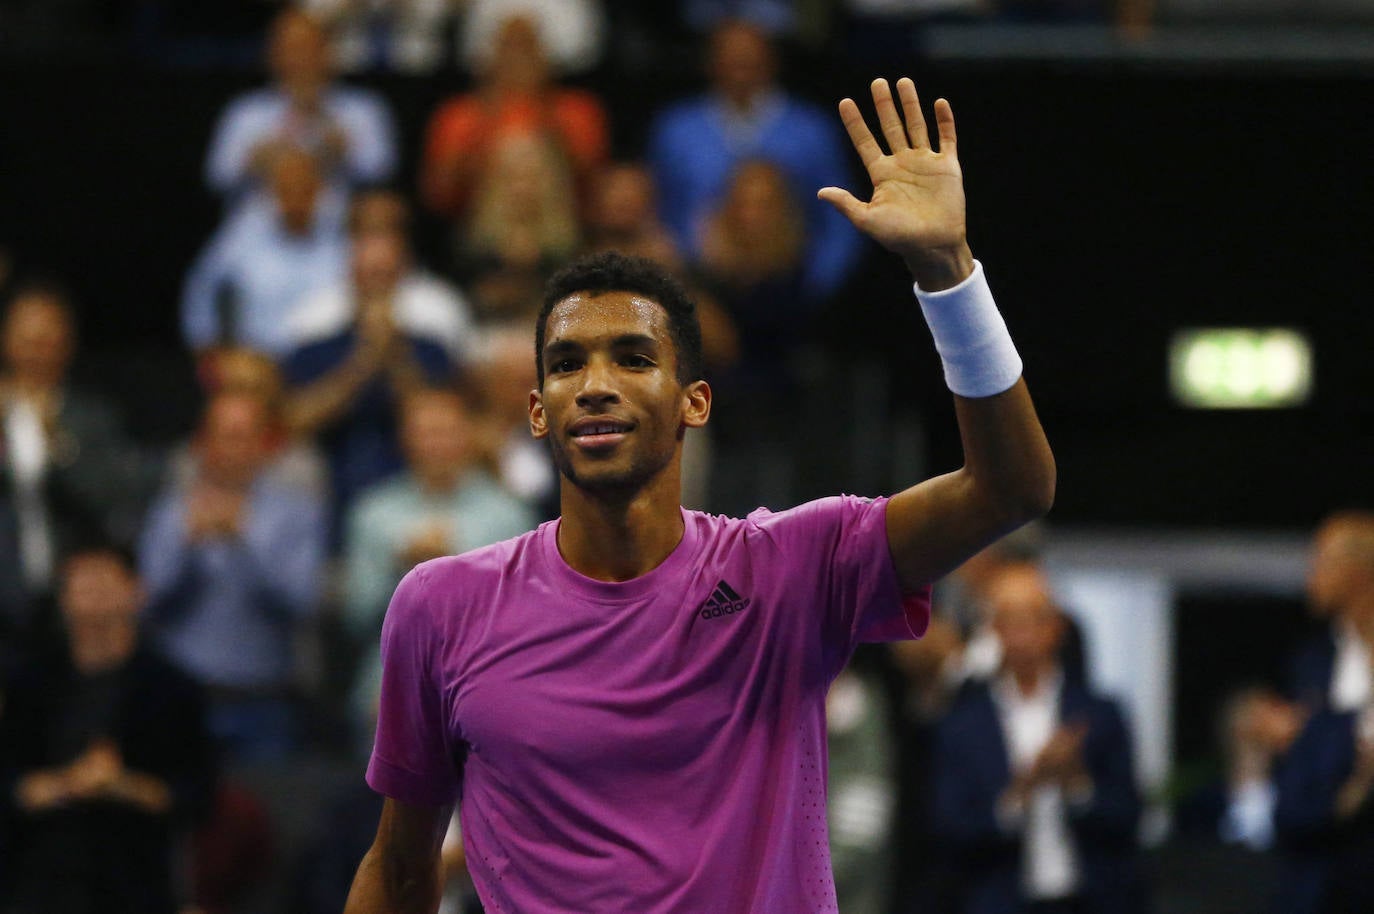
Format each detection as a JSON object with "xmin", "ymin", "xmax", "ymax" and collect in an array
[{"xmin": 368, "ymin": 495, "xmax": 930, "ymax": 913}]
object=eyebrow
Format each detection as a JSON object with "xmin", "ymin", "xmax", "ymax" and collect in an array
[{"xmin": 543, "ymin": 333, "xmax": 662, "ymax": 360}]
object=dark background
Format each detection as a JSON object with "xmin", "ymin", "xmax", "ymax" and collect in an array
[{"xmin": 1, "ymin": 54, "xmax": 1370, "ymax": 529}]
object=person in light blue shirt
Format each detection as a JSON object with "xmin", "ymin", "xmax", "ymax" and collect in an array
[
  {"xmin": 647, "ymin": 18, "xmax": 861, "ymax": 301},
  {"xmin": 138, "ymin": 390, "xmax": 327, "ymax": 761},
  {"xmin": 204, "ymin": 9, "xmax": 397, "ymax": 204},
  {"xmin": 342, "ymin": 387, "xmax": 535, "ymax": 644},
  {"xmin": 181, "ymin": 146, "xmax": 348, "ymax": 358},
  {"xmin": 343, "ymin": 387, "xmax": 536, "ymax": 741}
]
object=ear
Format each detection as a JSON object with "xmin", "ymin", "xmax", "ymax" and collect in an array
[
  {"xmin": 682, "ymin": 380, "xmax": 711, "ymax": 429},
  {"xmin": 529, "ymin": 388, "xmax": 548, "ymax": 439}
]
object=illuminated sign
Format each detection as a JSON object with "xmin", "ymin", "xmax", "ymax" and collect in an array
[{"xmin": 1169, "ymin": 328, "xmax": 1312, "ymax": 409}]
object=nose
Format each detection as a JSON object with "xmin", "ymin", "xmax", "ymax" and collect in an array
[{"xmin": 575, "ymin": 357, "xmax": 621, "ymax": 410}]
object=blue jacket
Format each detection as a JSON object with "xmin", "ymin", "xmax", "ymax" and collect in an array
[
  {"xmin": 932, "ymin": 680, "xmax": 1143, "ymax": 914},
  {"xmin": 1286, "ymin": 628, "xmax": 1337, "ymax": 712},
  {"xmin": 1274, "ymin": 709, "xmax": 1374, "ymax": 914}
]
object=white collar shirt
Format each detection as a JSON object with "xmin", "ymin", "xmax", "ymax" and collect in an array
[{"xmin": 992, "ymin": 669, "xmax": 1082, "ymax": 901}]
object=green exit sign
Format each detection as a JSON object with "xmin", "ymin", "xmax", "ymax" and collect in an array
[{"xmin": 1170, "ymin": 328, "xmax": 1312, "ymax": 409}]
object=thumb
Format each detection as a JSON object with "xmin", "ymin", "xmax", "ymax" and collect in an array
[{"xmin": 817, "ymin": 187, "xmax": 866, "ymax": 226}]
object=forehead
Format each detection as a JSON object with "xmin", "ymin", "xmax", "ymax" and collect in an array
[{"xmin": 544, "ymin": 290, "xmax": 671, "ymax": 349}]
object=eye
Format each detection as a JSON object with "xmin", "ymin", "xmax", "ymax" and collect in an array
[
  {"xmin": 623, "ymin": 354, "xmax": 655, "ymax": 369},
  {"xmin": 549, "ymin": 358, "xmax": 580, "ymax": 374}
]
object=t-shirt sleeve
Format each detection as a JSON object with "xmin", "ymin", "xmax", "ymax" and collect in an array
[
  {"xmin": 765, "ymin": 495, "xmax": 931, "ymax": 654},
  {"xmin": 366, "ymin": 565, "xmax": 461, "ymax": 808}
]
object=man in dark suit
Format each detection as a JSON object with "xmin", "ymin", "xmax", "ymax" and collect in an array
[
  {"xmin": 932, "ymin": 564, "xmax": 1141, "ymax": 914},
  {"xmin": 1275, "ymin": 596, "xmax": 1374, "ymax": 914},
  {"xmin": 0, "ymin": 542, "xmax": 216, "ymax": 914}
]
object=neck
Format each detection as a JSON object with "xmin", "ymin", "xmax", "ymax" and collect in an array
[
  {"xmin": 555, "ymin": 459, "xmax": 685, "ymax": 582},
  {"xmin": 1011, "ymin": 664, "xmax": 1052, "ymax": 697},
  {"xmin": 415, "ymin": 467, "xmax": 462, "ymax": 496}
]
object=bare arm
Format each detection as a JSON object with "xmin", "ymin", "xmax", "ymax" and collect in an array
[
  {"xmin": 820, "ymin": 78, "xmax": 1055, "ymax": 590},
  {"xmin": 344, "ymin": 797, "xmax": 451, "ymax": 914}
]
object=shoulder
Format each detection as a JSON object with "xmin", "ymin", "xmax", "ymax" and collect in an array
[
  {"xmin": 651, "ymin": 97, "xmax": 712, "ymax": 132},
  {"xmin": 395, "ymin": 275, "xmax": 472, "ymax": 346},
  {"xmin": 740, "ymin": 494, "xmax": 886, "ymax": 541},
  {"xmin": 427, "ymin": 93, "xmax": 481, "ymax": 126},
  {"xmin": 554, "ymin": 88, "xmax": 607, "ymax": 115},
  {"xmin": 130, "ymin": 644, "xmax": 203, "ymax": 695},
  {"xmin": 351, "ymin": 475, "xmax": 414, "ymax": 516},
  {"xmin": 410, "ymin": 526, "xmax": 547, "ymax": 597},
  {"xmin": 284, "ymin": 283, "xmax": 352, "ymax": 345},
  {"xmin": 218, "ymin": 89, "xmax": 279, "ymax": 123}
]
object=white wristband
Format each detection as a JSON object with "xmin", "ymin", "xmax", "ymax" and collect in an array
[{"xmin": 914, "ymin": 260, "xmax": 1022, "ymax": 399}]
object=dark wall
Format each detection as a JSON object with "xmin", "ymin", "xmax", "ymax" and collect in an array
[{"xmin": 0, "ymin": 58, "xmax": 1369, "ymax": 526}]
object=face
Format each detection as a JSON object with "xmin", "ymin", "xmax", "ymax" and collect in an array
[
  {"xmin": 269, "ymin": 12, "xmax": 331, "ymax": 89},
  {"xmin": 3, "ymin": 294, "xmax": 73, "ymax": 385},
  {"xmin": 709, "ymin": 21, "xmax": 775, "ymax": 104},
  {"xmin": 591, "ymin": 165, "xmax": 656, "ymax": 235},
  {"xmin": 489, "ymin": 15, "xmax": 549, "ymax": 92},
  {"xmin": 351, "ymin": 193, "xmax": 408, "ymax": 241},
  {"xmin": 199, "ymin": 394, "xmax": 271, "ymax": 487},
  {"xmin": 402, "ymin": 392, "xmax": 472, "ymax": 480},
  {"xmin": 352, "ymin": 231, "xmax": 407, "ymax": 298},
  {"xmin": 531, "ymin": 291, "xmax": 708, "ymax": 495},
  {"xmin": 61, "ymin": 554, "xmax": 141, "ymax": 673},
  {"xmin": 726, "ymin": 162, "xmax": 791, "ymax": 234},
  {"xmin": 988, "ymin": 566, "xmax": 1063, "ymax": 678}
]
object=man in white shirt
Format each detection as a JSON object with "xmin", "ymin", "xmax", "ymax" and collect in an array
[{"xmin": 933, "ymin": 565, "xmax": 1142, "ymax": 914}]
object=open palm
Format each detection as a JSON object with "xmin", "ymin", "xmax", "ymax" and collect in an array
[{"xmin": 819, "ymin": 78, "xmax": 967, "ymax": 263}]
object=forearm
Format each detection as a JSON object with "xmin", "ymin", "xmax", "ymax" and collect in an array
[
  {"xmin": 952, "ymin": 381, "xmax": 1056, "ymax": 526},
  {"xmin": 107, "ymin": 770, "xmax": 173, "ymax": 814},
  {"xmin": 285, "ymin": 351, "xmax": 379, "ymax": 436},
  {"xmin": 344, "ymin": 842, "xmax": 443, "ymax": 914}
]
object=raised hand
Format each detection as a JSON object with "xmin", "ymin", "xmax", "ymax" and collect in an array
[{"xmin": 818, "ymin": 77, "xmax": 973, "ymax": 290}]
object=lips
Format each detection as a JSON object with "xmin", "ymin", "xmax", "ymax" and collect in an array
[{"xmin": 568, "ymin": 416, "xmax": 634, "ymax": 450}]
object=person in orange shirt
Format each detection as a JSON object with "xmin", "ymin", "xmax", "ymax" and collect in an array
[{"xmin": 420, "ymin": 14, "xmax": 609, "ymax": 221}]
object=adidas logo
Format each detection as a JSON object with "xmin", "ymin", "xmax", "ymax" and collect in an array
[{"xmin": 698, "ymin": 579, "xmax": 751, "ymax": 620}]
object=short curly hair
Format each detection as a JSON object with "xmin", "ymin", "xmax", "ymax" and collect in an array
[{"xmin": 535, "ymin": 251, "xmax": 703, "ymax": 387}]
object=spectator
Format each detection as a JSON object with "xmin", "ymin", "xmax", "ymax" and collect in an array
[
  {"xmin": 342, "ymin": 387, "xmax": 535, "ymax": 657},
  {"xmin": 458, "ymin": 0, "xmax": 606, "ymax": 74},
  {"xmin": 1287, "ymin": 511, "xmax": 1374, "ymax": 714},
  {"xmin": 468, "ymin": 322, "xmax": 557, "ymax": 513},
  {"xmin": 0, "ymin": 543, "xmax": 215, "ymax": 914},
  {"xmin": 182, "ymin": 146, "xmax": 349, "ymax": 359},
  {"xmin": 938, "ymin": 535, "xmax": 1088, "ymax": 689},
  {"xmin": 932, "ymin": 564, "xmax": 1142, "ymax": 914},
  {"xmin": 690, "ymin": 158, "xmax": 809, "ymax": 514},
  {"xmin": 420, "ymin": 13, "xmax": 609, "ymax": 224},
  {"xmin": 648, "ymin": 18, "xmax": 862, "ymax": 300},
  {"xmin": 0, "ymin": 284, "xmax": 148, "ymax": 642},
  {"xmin": 139, "ymin": 391, "xmax": 327, "ymax": 762},
  {"xmin": 1275, "ymin": 596, "xmax": 1374, "ymax": 914},
  {"xmin": 303, "ymin": 0, "xmax": 454, "ymax": 74},
  {"xmin": 170, "ymin": 346, "xmax": 331, "ymax": 502},
  {"xmin": 458, "ymin": 132, "xmax": 582, "ymax": 315},
  {"xmin": 1163, "ymin": 686, "xmax": 1302, "ymax": 912},
  {"xmin": 283, "ymin": 190, "xmax": 474, "ymax": 518},
  {"xmin": 681, "ymin": 0, "xmax": 799, "ymax": 35},
  {"xmin": 584, "ymin": 161, "xmax": 684, "ymax": 268},
  {"xmin": 204, "ymin": 8, "xmax": 397, "ymax": 204}
]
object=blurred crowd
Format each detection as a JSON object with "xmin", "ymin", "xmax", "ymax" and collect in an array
[{"xmin": 0, "ymin": 4, "xmax": 1371, "ymax": 914}]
